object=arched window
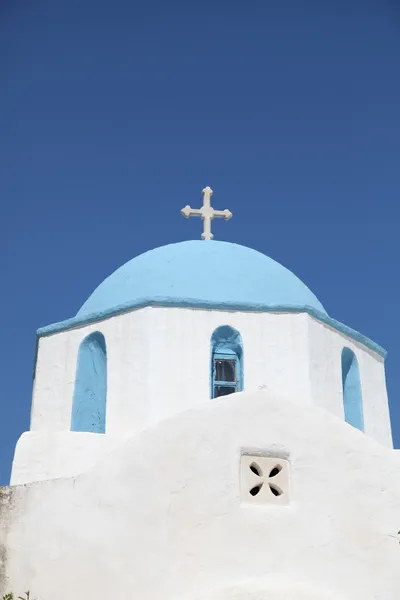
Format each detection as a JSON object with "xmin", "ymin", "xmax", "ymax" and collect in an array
[
  {"xmin": 71, "ymin": 332, "xmax": 107, "ymax": 433},
  {"xmin": 341, "ymin": 347, "xmax": 364, "ymax": 432},
  {"xmin": 211, "ymin": 326, "xmax": 243, "ymax": 398}
]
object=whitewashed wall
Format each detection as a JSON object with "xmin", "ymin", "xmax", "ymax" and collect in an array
[
  {"xmin": 12, "ymin": 306, "xmax": 392, "ymax": 484},
  {"xmin": 11, "ymin": 432, "xmax": 121, "ymax": 484},
  {"xmin": 30, "ymin": 308, "xmax": 314, "ymax": 435},
  {"xmin": 307, "ymin": 318, "xmax": 391, "ymax": 447},
  {"xmin": 30, "ymin": 309, "xmax": 151, "ymax": 434},
  {"xmin": 3, "ymin": 392, "xmax": 400, "ymax": 600}
]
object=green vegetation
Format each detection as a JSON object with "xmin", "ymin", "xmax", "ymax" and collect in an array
[{"xmin": 2, "ymin": 593, "xmax": 33, "ymax": 600}]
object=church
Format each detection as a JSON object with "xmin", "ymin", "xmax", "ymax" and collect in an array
[{"xmin": 1, "ymin": 187, "xmax": 399, "ymax": 600}]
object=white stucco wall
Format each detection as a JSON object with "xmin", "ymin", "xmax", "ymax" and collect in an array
[
  {"xmin": 11, "ymin": 432, "xmax": 122, "ymax": 484},
  {"xmin": 189, "ymin": 580, "xmax": 346, "ymax": 600},
  {"xmin": 2, "ymin": 392, "xmax": 400, "ymax": 600},
  {"xmin": 30, "ymin": 308, "xmax": 314, "ymax": 436},
  {"xmin": 14, "ymin": 307, "xmax": 391, "ymax": 484},
  {"xmin": 307, "ymin": 317, "xmax": 392, "ymax": 447},
  {"xmin": 31, "ymin": 309, "xmax": 151, "ymax": 434},
  {"xmin": 31, "ymin": 307, "xmax": 391, "ymax": 438}
]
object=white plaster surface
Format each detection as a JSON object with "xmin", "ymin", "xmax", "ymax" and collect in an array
[
  {"xmin": 189, "ymin": 579, "xmax": 345, "ymax": 600},
  {"xmin": 307, "ymin": 317, "xmax": 392, "ymax": 446},
  {"xmin": 2, "ymin": 391, "xmax": 400, "ymax": 600},
  {"xmin": 10, "ymin": 432, "xmax": 122, "ymax": 485},
  {"xmin": 14, "ymin": 306, "xmax": 392, "ymax": 484},
  {"xmin": 30, "ymin": 307, "xmax": 391, "ymax": 436}
]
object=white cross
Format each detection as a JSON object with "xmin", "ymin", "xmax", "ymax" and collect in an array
[{"xmin": 181, "ymin": 186, "xmax": 233, "ymax": 240}]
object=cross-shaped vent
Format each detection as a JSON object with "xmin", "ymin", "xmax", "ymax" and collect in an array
[{"xmin": 240, "ymin": 454, "xmax": 289, "ymax": 505}]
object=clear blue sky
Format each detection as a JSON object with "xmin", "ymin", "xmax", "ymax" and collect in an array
[{"xmin": 1, "ymin": 0, "xmax": 399, "ymax": 485}]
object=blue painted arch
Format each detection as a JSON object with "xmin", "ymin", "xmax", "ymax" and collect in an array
[
  {"xmin": 71, "ymin": 331, "xmax": 107, "ymax": 433},
  {"xmin": 341, "ymin": 347, "xmax": 364, "ymax": 432}
]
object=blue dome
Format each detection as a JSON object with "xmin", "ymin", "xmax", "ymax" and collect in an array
[{"xmin": 77, "ymin": 241, "xmax": 326, "ymax": 318}]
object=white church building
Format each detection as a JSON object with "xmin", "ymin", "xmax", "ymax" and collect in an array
[{"xmin": 1, "ymin": 187, "xmax": 399, "ymax": 600}]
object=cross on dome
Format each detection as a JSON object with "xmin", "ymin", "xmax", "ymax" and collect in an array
[{"xmin": 181, "ymin": 186, "xmax": 232, "ymax": 240}]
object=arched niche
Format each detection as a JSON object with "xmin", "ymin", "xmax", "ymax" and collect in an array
[
  {"xmin": 341, "ymin": 347, "xmax": 364, "ymax": 431},
  {"xmin": 71, "ymin": 331, "xmax": 107, "ymax": 433}
]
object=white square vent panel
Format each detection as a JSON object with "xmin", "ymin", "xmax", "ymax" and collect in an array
[{"xmin": 240, "ymin": 454, "xmax": 290, "ymax": 505}]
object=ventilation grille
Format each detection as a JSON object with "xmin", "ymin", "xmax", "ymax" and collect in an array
[{"xmin": 240, "ymin": 454, "xmax": 289, "ymax": 505}]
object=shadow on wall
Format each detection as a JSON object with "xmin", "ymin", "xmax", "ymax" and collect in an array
[
  {"xmin": 341, "ymin": 347, "xmax": 364, "ymax": 432},
  {"xmin": 71, "ymin": 332, "xmax": 107, "ymax": 433}
]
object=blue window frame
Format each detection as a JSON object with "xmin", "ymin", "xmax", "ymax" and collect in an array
[
  {"xmin": 211, "ymin": 326, "xmax": 243, "ymax": 399},
  {"xmin": 213, "ymin": 350, "xmax": 238, "ymax": 397}
]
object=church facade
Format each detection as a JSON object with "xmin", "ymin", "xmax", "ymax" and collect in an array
[{"xmin": 1, "ymin": 189, "xmax": 399, "ymax": 599}]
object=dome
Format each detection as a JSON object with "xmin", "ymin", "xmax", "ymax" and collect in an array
[{"xmin": 77, "ymin": 240, "xmax": 326, "ymax": 318}]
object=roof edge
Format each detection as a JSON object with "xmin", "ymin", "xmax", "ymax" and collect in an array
[{"xmin": 36, "ymin": 297, "xmax": 387, "ymax": 358}]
